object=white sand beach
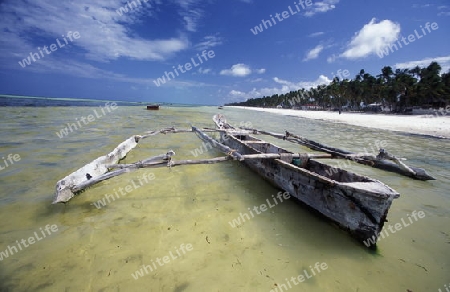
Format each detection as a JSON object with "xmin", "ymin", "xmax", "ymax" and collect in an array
[{"xmin": 234, "ymin": 107, "xmax": 450, "ymax": 139}]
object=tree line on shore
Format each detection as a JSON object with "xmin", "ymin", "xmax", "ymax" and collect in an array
[{"xmin": 226, "ymin": 61, "xmax": 450, "ymax": 113}]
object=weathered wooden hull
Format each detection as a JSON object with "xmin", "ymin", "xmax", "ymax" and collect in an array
[
  {"xmin": 146, "ymin": 105, "xmax": 160, "ymax": 110},
  {"xmin": 219, "ymin": 131, "xmax": 400, "ymax": 247}
]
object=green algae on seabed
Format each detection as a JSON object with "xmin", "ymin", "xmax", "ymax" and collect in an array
[{"xmin": 0, "ymin": 105, "xmax": 449, "ymax": 291}]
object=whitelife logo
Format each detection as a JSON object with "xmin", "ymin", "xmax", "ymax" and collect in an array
[
  {"xmin": 92, "ymin": 172, "xmax": 156, "ymax": 209},
  {"xmin": 270, "ymin": 262, "xmax": 328, "ymax": 292},
  {"xmin": 325, "ymin": 139, "xmax": 388, "ymax": 177},
  {"xmin": 250, "ymin": 1, "xmax": 313, "ymax": 35},
  {"xmin": 190, "ymin": 139, "xmax": 223, "ymax": 157},
  {"xmin": 18, "ymin": 31, "xmax": 81, "ymax": 68},
  {"xmin": 131, "ymin": 243, "xmax": 193, "ymax": 280},
  {"xmin": 153, "ymin": 50, "xmax": 215, "ymax": 86},
  {"xmin": 0, "ymin": 224, "xmax": 59, "ymax": 261},
  {"xmin": 190, "ymin": 121, "xmax": 252, "ymax": 157},
  {"xmin": 377, "ymin": 22, "xmax": 439, "ymax": 58},
  {"xmin": 363, "ymin": 210, "xmax": 425, "ymax": 247},
  {"xmin": 228, "ymin": 191, "xmax": 291, "ymax": 228},
  {"xmin": 0, "ymin": 153, "xmax": 21, "ymax": 172},
  {"xmin": 55, "ymin": 102, "xmax": 118, "ymax": 138},
  {"xmin": 116, "ymin": 0, "xmax": 151, "ymax": 16}
]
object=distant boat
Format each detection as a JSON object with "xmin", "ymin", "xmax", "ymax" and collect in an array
[
  {"xmin": 146, "ymin": 105, "xmax": 160, "ymax": 110},
  {"xmin": 218, "ymin": 106, "xmax": 224, "ymax": 109}
]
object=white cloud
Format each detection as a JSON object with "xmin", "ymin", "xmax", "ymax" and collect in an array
[
  {"xmin": 198, "ymin": 68, "xmax": 212, "ymax": 74},
  {"xmin": 221, "ymin": 64, "xmax": 251, "ymax": 77},
  {"xmin": 230, "ymin": 89, "xmax": 247, "ymax": 97},
  {"xmin": 3, "ymin": 46, "xmax": 211, "ymax": 88},
  {"xmin": 182, "ymin": 9, "xmax": 203, "ymax": 32},
  {"xmin": 305, "ymin": 0, "xmax": 339, "ymax": 17},
  {"xmin": 273, "ymin": 75, "xmax": 332, "ymax": 90},
  {"xmin": 17, "ymin": 57, "xmax": 210, "ymax": 87},
  {"xmin": 412, "ymin": 4, "xmax": 432, "ymax": 8},
  {"xmin": 327, "ymin": 54, "xmax": 337, "ymax": 63},
  {"xmin": 256, "ymin": 68, "xmax": 266, "ymax": 74},
  {"xmin": 394, "ymin": 55, "xmax": 450, "ymax": 74},
  {"xmin": 304, "ymin": 45, "xmax": 324, "ymax": 61},
  {"xmin": 220, "ymin": 64, "xmax": 255, "ymax": 77},
  {"xmin": 308, "ymin": 32, "xmax": 325, "ymax": 37},
  {"xmin": 437, "ymin": 5, "xmax": 450, "ymax": 16},
  {"xmin": 227, "ymin": 75, "xmax": 332, "ymax": 101},
  {"xmin": 340, "ymin": 18, "xmax": 401, "ymax": 59},
  {"xmin": 0, "ymin": 0, "xmax": 190, "ymax": 64},
  {"xmin": 194, "ymin": 35, "xmax": 224, "ymax": 51},
  {"xmin": 175, "ymin": 0, "xmax": 208, "ymax": 32}
]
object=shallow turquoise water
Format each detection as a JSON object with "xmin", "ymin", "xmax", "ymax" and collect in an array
[{"xmin": 0, "ymin": 105, "xmax": 449, "ymax": 291}]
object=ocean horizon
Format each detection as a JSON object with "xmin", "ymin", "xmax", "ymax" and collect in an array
[{"xmin": 0, "ymin": 94, "xmax": 216, "ymax": 107}]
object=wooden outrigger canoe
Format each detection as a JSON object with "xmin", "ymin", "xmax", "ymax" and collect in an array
[
  {"xmin": 212, "ymin": 114, "xmax": 400, "ymax": 246},
  {"xmin": 53, "ymin": 114, "xmax": 436, "ymax": 247}
]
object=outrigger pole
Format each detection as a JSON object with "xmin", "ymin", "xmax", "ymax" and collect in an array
[
  {"xmin": 53, "ymin": 122, "xmax": 434, "ymax": 204},
  {"xmin": 53, "ymin": 126, "xmax": 329, "ymax": 204},
  {"xmin": 239, "ymin": 127, "xmax": 435, "ymax": 181}
]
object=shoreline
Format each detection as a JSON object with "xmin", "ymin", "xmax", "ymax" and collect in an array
[{"xmin": 232, "ymin": 107, "xmax": 450, "ymax": 139}]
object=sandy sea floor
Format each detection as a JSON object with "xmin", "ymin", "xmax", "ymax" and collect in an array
[{"xmin": 0, "ymin": 105, "xmax": 449, "ymax": 292}]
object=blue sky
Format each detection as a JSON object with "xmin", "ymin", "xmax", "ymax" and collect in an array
[{"xmin": 0, "ymin": 0, "xmax": 449, "ymax": 105}]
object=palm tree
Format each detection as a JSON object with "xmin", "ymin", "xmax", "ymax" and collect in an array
[
  {"xmin": 225, "ymin": 61, "xmax": 448, "ymax": 110},
  {"xmin": 409, "ymin": 66, "xmax": 421, "ymax": 80},
  {"xmin": 418, "ymin": 61, "xmax": 442, "ymax": 106}
]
